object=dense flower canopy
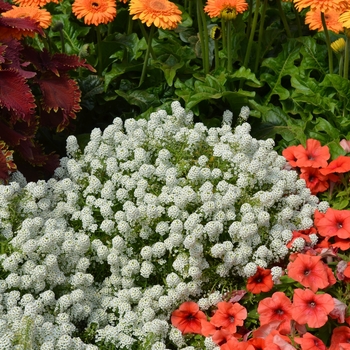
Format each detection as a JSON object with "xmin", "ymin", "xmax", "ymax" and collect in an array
[
  {"xmin": 129, "ymin": 0, "xmax": 182, "ymax": 29},
  {"xmin": 72, "ymin": 0, "xmax": 117, "ymax": 25},
  {"xmin": 2, "ymin": 6, "xmax": 52, "ymax": 29},
  {"xmin": 204, "ymin": 0, "xmax": 248, "ymax": 19}
]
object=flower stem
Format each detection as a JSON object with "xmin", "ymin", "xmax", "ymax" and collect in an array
[
  {"xmin": 226, "ymin": 20, "xmax": 233, "ymax": 72},
  {"xmin": 276, "ymin": 0, "xmax": 291, "ymax": 38},
  {"xmin": 95, "ymin": 25, "xmax": 103, "ymax": 76},
  {"xmin": 139, "ymin": 24, "xmax": 155, "ymax": 87},
  {"xmin": 197, "ymin": 0, "xmax": 210, "ymax": 74},
  {"xmin": 344, "ymin": 36, "xmax": 350, "ymax": 80},
  {"xmin": 321, "ymin": 12, "xmax": 333, "ymax": 74},
  {"xmin": 241, "ymin": 0, "xmax": 260, "ymax": 87},
  {"xmin": 254, "ymin": 0, "xmax": 267, "ymax": 72}
]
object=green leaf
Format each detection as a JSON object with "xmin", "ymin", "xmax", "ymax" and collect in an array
[
  {"xmin": 230, "ymin": 66, "xmax": 262, "ymax": 87},
  {"xmin": 114, "ymin": 90, "xmax": 159, "ymax": 112},
  {"xmin": 151, "ymin": 54, "xmax": 184, "ymax": 86},
  {"xmin": 79, "ymin": 75, "xmax": 104, "ymax": 111},
  {"xmin": 298, "ymin": 36, "xmax": 328, "ymax": 76},
  {"xmin": 260, "ymin": 40, "xmax": 300, "ymax": 104},
  {"xmin": 104, "ymin": 64, "xmax": 126, "ymax": 91}
]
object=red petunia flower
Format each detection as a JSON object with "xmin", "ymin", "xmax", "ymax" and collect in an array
[
  {"xmin": 320, "ymin": 156, "xmax": 350, "ymax": 175},
  {"xmin": 246, "ymin": 267, "xmax": 273, "ymax": 294},
  {"xmin": 294, "ymin": 139, "xmax": 330, "ymax": 168},
  {"xmin": 329, "ymin": 326, "xmax": 350, "ymax": 350},
  {"xmin": 211, "ymin": 328, "xmax": 237, "ymax": 346},
  {"xmin": 314, "ymin": 208, "xmax": 350, "ymax": 239},
  {"xmin": 220, "ymin": 338, "xmax": 255, "ymax": 350},
  {"xmin": 264, "ymin": 330, "xmax": 295, "ymax": 350},
  {"xmin": 210, "ymin": 301, "xmax": 247, "ymax": 334},
  {"xmin": 299, "ymin": 167, "xmax": 330, "ymax": 194},
  {"xmin": 292, "ymin": 288, "xmax": 335, "ymax": 328},
  {"xmin": 170, "ymin": 301, "xmax": 207, "ymax": 334},
  {"xmin": 257, "ymin": 292, "xmax": 293, "ymax": 335},
  {"xmin": 282, "ymin": 145, "xmax": 304, "ymax": 167},
  {"xmin": 287, "ymin": 253, "xmax": 332, "ymax": 292},
  {"xmin": 294, "ymin": 332, "xmax": 327, "ymax": 350}
]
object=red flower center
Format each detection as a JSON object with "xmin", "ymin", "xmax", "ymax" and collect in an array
[
  {"xmin": 337, "ymin": 222, "xmax": 343, "ymax": 228},
  {"xmin": 229, "ymin": 316, "xmax": 235, "ymax": 323},
  {"xmin": 304, "ymin": 269, "xmax": 310, "ymax": 276},
  {"xmin": 275, "ymin": 309, "xmax": 284, "ymax": 315},
  {"xmin": 186, "ymin": 314, "xmax": 195, "ymax": 321},
  {"xmin": 308, "ymin": 301, "xmax": 316, "ymax": 308}
]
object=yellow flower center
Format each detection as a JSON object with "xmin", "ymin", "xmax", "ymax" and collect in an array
[{"xmin": 221, "ymin": 7, "xmax": 236, "ymax": 20}]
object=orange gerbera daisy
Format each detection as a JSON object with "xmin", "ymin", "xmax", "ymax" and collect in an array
[
  {"xmin": 13, "ymin": 0, "xmax": 60, "ymax": 7},
  {"xmin": 293, "ymin": 0, "xmax": 347, "ymax": 13},
  {"xmin": 72, "ymin": 0, "xmax": 117, "ymax": 26},
  {"xmin": 305, "ymin": 9, "xmax": 343, "ymax": 34},
  {"xmin": 129, "ymin": 0, "xmax": 182, "ymax": 30},
  {"xmin": 2, "ymin": 6, "xmax": 52, "ymax": 29},
  {"xmin": 204, "ymin": 0, "xmax": 248, "ymax": 19},
  {"xmin": 292, "ymin": 288, "xmax": 334, "ymax": 328},
  {"xmin": 171, "ymin": 301, "xmax": 207, "ymax": 334}
]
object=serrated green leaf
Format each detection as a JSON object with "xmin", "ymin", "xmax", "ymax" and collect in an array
[
  {"xmin": 230, "ymin": 66, "xmax": 262, "ymax": 87},
  {"xmin": 151, "ymin": 54, "xmax": 184, "ymax": 86},
  {"xmin": 104, "ymin": 64, "xmax": 126, "ymax": 91},
  {"xmin": 313, "ymin": 117, "xmax": 340, "ymax": 140},
  {"xmin": 114, "ymin": 90, "xmax": 159, "ymax": 112}
]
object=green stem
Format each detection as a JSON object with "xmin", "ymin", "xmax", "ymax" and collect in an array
[
  {"xmin": 344, "ymin": 36, "xmax": 350, "ymax": 80},
  {"xmin": 246, "ymin": 0, "xmax": 254, "ymax": 40},
  {"xmin": 95, "ymin": 25, "xmax": 103, "ymax": 75},
  {"xmin": 339, "ymin": 55, "xmax": 344, "ymax": 78},
  {"xmin": 321, "ymin": 12, "xmax": 333, "ymax": 74},
  {"xmin": 226, "ymin": 20, "xmax": 232, "ymax": 72},
  {"xmin": 276, "ymin": 0, "xmax": 291, "ymax": 38},
  {"xmin": 197, "ymin": 0, "xmax": 209, "ymax": 74},
  {"xmin": 127, "ymin": 14, "xmax": 133, "ymax": 35},
  {"xmin": 221, "ymin": 18, "xmax": 226, "ymax": 51},
  {"xmin": 293, "ymin": 5, "xmax": 303, "ymax": 37},
  {"xmin": 139, "ymin": 24, "xmax": 155, "ymax": 87},
  {"xmin": 241, "ymin": 0, "xmax": 260, "ymax": 81},
  {"xmin": 138, "ymin": 22, "xmax": 156, "ymax": 59},
  {"xmin": 254, "ymin": 0, "xmax": 267, "ymax": 72}
]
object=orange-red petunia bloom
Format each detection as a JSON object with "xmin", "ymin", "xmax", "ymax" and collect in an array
[
  {"xmin": 212, "ymin": 329, "xmax": 238, "ymax": 346},
  {"xmin": 204, "ymin": 0, "xmax": 248, "ymax": 19},
  {"xmin": 329, "ymin": 326, "xmax": 350, "ymax": 350},
  {"xmin": 332, "ymin": 236, "xmax": 350, "ymax": 250},
  {"xmin": 299, "ymin": 167, "xmax": 330, "ymax": 195},
  {"xmin": 294, "ymin": 139, "xmax": 330, "ymax": 168},
  {"xmin": 305, "ymin": 9, "xmax": 343, "ymax": 34},
  {"xmin": 293, "ymin": 0, "xmax": 348, "ymax": 12},
  {"xmin": 13, "ymin": 0, "xmax": 60, "ymax": 7},
  {"xmin": 2, "ymin": 6, "xmax": 51, "ymax": 29},
  {"xmin": 129, "ymin": 0, "xmax": 182, "ymax": 30},
  {"xmin": 72, "ymin": 0, "xmax": 117, "ymax": 26},
  {"xmin": 292, "ymin": 288, "xmax": 335, "ymax": 328},
  {"xmin": 210, "ymin": 301, "xmax": 247, "ymax": 334},
  {"xmin": 264, "ymin": 330, "xmax": 294, "ymax": 350},
  {"xmin": 320, "ymin": 155, "xmax": 350, "ymax": 175},
  {"xmin": 314, "ymin": 208, "xmax": 350, "ymax": 239},
  {"xmin": 220, "ymin": 338, "xmax": 255, "ymax": 350},
  {"xmin": 294, "ymin": 332, "xmax": 327, "ymax": 350},
  {"xmin": 287, "ymin": 253, "xmax": 333, "ymax": 292},
  {"xmin": 282, "ymin": 145, "xmax": 304, "ymax": 167},
  {"xmin": 246, "ymin": 267, "xmax": 273, "ymax": 294},
  {"xmin": 171, "ymin": 301, "xmax": 207, "ymax": 334},
  {"xmin": 257, "ymin": 292, "xmax": 293, "ymax": 335}
]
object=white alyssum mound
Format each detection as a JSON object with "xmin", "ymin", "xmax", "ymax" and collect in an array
[{"xmin": 0, "ymin": 102, "xmax": 320, "ymax": 349}]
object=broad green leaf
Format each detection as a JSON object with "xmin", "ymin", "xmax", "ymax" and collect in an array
[
  {"xmin": 114, "ymin": 90, "xmax": 159, "ymax": 112},
  {"xmin": 104, "ymin": 64, "xmax": 126, "ymax": 91},
  {"xmin": 260, "ymin": 40, "xmax": 300, "ymax": 104},
  {"xmin": 151, "ymin": 54, "xmax": 184, "ymax": 86},
  {"xmin": 298, "ymin": 36, "xmax": 328, "ymax": 76},
  {"xmin": 230, "ymin": 67, "xmax": 262, "ymax": 87},
  {"xmin": 79, "ymin": 75, "xmax": 104, "ymax": 111},
  {"xmin": 312, "ymin": 117, "xmax": 340, "ymax": 140}
]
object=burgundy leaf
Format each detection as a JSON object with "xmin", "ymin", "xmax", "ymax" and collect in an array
[
  {"xmin": 37, "ymin": 72, "xmax": 81, "ymax": 131},
  {"xmin": 0, "ymin": 152, "xmax": 9, "ymax": 182},
  {"xmin": 0, "ymin": 69, "xmax": 36, "ymax": 122},
  {"xmin": 0, "ymin": 17, "xmax": 43, "ymax": 39},
  {"xmin": 0, "ymin": 0, "xmax": 12, "ymax": 13},
  {"xmin": 50, "ymin": 53, "xmax": 96, "ymax": 73},
  {"xmin": 0, "ymin": 44, "xmax": 6, "ymax": 64},
  {"xmin": 0, "ymin": 119, "xmax": 27, "ymax": 147}
]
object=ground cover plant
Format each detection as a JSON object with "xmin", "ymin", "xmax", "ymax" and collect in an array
[{"xmin": 2, "ymin": 0, "xmax": 350, "ymax": 349}]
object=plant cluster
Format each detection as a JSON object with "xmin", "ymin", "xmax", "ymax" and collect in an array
[{"xmin": 0, "ymin": 104, "xmax": 325, "ymax": 349}]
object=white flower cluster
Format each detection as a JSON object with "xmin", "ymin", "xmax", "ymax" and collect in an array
[{"xmin": 0, "ymin": 103, "xmax": 321, "ymax": 348}]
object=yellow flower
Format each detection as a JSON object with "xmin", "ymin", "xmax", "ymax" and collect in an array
[
  {"xmin": 129, "ymin": 0, "xmax": 182, "ymax": 30},
  {"xmin": 204, "ymin": 0, "xmax": 248, "ymax": 19},
  {"xmin": 339, "ymin": 10, "xmax": 350, "ymax": 29},
  {"xmin": 293, "ymin": 0, "xmax": 348, "ymax": 13},
  {"xmin": 331, "ymin": 38, "xmax": 346, "ymax": 54},
  {"xmin": 305, "ymin": 9, "xmax": 343, "ymax": 34},
  {"xmin": 72, "ymin": 0, "xmax": 117, "ymax": 26},
  {"xmin": 2, "ymin": 5, "xmax": 52, "ymax": 29}
]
